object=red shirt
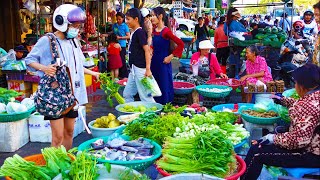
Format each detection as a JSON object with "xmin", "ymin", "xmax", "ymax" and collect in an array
[
  {"xmin": 214, "ymin": 24, "xmax": 229, "ymax": 48},
  {"xmin": 190, "ymin": 52, "xmax": 222, "ymax": 79}
]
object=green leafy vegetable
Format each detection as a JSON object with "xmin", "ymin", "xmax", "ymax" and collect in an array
[
  {"xmin": 118, "ymin": 168, "xmax": 150, "ymax": 180},
  {"xmin": 0, "ymin": 88, "xmax": 22, "ymax": 104},
  {"xmin": 157, "ymin": 129, "xmax": 237, "ymax": 178},
  {"xmin": 98, "ymin": 73, "xmax": 125, "ymax": 107},
  {"xmin": 290, "ymin": 91, "xmax": 300, "ymax": 99},
  {"xmin": 163, "ymin": 103, "xmax": 187, "ymax": 113}
]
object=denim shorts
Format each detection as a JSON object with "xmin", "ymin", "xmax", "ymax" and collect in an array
[{"xmin": 44, "ymin": 109, "xmax": 78, "ymax": 120}]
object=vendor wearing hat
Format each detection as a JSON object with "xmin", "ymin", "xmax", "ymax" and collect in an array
[
  {"xmin": 241, "ymin": 64, "xmax": 320, "ymax": 180},
  {"xmin": 190, "ymin": 40, "xmax": 228, "ymax": 80},
  {"xmin": 14, "ymin": 45, "xmax": 28, "ymax": 60}
]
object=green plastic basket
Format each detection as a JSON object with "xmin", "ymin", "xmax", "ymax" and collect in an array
[
  {"xmin": 239, "ymin": 106, "xmax": 281, "ymax": 125},
  {"xmin": 78, "ymin": 135, "xmax": 162, "ymax": 171},
  {"xmin": 0, "ymin": 106, "xmax": 35, "ymax": 122},
  {"xmin": 196, "ymin": 85, "xmax": 232, "ymax": 98}
]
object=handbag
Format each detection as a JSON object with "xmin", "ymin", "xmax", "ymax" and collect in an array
[
  {"xmin": 198, "ymin": 52, "xmax": 212, "ymax": 78},
  {"xmin": 34, "ymin": 33, "xmax": 77, "ymax": 118}
]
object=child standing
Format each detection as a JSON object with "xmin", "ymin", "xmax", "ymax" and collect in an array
[
  {"xmin": 123, "ymin": 8, "xmax": 155, "ymax": 103},
  {"xmin": 107, "ymin": 33, "xmax": 122, "ymax": 80}
]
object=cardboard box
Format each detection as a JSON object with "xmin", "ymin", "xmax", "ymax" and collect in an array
[{"xmin": 0, "ymin": 119, "xmax": 29, "ymax": 152}]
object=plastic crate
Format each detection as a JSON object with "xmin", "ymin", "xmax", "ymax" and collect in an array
[
  {"xmin": 85, "ymin": 74, "xmax": 92, "ymax": 87},
  {"xmin": 24, "ymin": 75, "xmax": 40, "ymax": 83},
  {"xmin": 6, "ymin": 73, "xmax": 24, "ymax": 81},
  {"xmin": 202, "ymin": 96, "xmax": 230, "ymax": 108},
  {"xmin": 86, "ymin": 85, "xmax": 94, "ymax": 95},
  {"xmin": 173, "ymin": 94, "xmax": 189, "ymax": 106}
]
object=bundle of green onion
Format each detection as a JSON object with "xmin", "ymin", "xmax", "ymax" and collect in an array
[{"xmin": 157, "ymin": 129, "xmax": 237, "ymax": 178}]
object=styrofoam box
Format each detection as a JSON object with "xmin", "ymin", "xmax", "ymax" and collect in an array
[
  {"xmin": 0, "ymin": 119, "xmax": 29, "ymax": 152},
  {"xmin": 28, "ymin": 106, "xmax": 86, "ymax": 143}
]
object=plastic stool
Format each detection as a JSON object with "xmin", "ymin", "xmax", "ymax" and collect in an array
[
  {"xmin": 283, "ymin": 167, "xmax": 320, "ymax": 178},
  {"xmin": 242, "ymin": 119, "xmax": 276, "ymax": 141}
]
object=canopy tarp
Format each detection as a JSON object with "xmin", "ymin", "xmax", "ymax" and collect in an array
[{"xmin": 143, "ymin": 3, "xmax": 173, "ymax": 9}]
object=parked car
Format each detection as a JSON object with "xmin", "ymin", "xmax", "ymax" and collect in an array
[{"xmin": 175, "ymin": 18, "xmax": 196, "ymax": 32}]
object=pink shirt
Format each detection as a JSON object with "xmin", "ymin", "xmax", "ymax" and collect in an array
[
  {"xmin": 190, "ymin": 52, "xmax": 222, "ymax": 79},
  {"xmin": 245, "ymin": 56, "xmax": 273, "ymax": 83}
]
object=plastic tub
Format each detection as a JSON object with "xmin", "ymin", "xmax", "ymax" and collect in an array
[
  {"xmin": 179, "ymin": 59, "xmax": 191, "ymax": 68},
  {"xmin": 53, "ymin": 164, "xmax": 141, "ymax": 180},
  {"xmin": 173, "ymin": 81, "xmax": 195, "ymax": 95},
  {"xmin": 206, "ymin": 78, "xmax": 241, "ymax": 90},
  {"xmin": 159, "ymin": 173, "xmax": 223, "ymax": 180},
  {"xmin": 239, "ymin": 106, "xmax": 281, "ymax": 125},
  {"xmin": 156, "ymin": 155, "xmax": 246, "ymax": 180},
  {"xmin": 77, "ymin": 135, "xmax": 162, "ymax": 171},
  {"xmin": 115, "ymin": 101, "xmax": 163, "ymax": 115},
  {"xmin": 88, "ymin": 120, "xmax": 125, "ymax": 138},
  {"xmin": 212, "ymin": 103, "xmax": 254, "ymax": 114}
]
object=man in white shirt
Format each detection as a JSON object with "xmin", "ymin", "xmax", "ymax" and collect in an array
[
  {"xmin": 302, "ymin": 10, "xmax": 318, "ymax": 36},
  {"xmin": 264, "ymin": 15, "xmax": 274, "ymax": 27}
]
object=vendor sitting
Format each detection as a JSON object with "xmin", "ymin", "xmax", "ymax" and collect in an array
[
  {"xmin": 240, "ymin": 45, "xmax": 273, "ymax": 102},
  {"xmin": 241, "ymin": 64, "xmax": 320, "ymax": 180},
  {"xmin": 190, "ymin": 40, "xmax": 228, "ymax": 80}
]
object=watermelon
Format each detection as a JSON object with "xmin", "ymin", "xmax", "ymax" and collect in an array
[
  {"xmin": 272, "ymin": 27, "xmax": 278, "ymax": 33},
  {"xmin": 255, "ymin": 33, "xmax": 266, "ymax": 40}
]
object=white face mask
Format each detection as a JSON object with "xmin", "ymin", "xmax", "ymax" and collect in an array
[{"xmin": 66, "ymin": 27, "xmax": 79, "ymax": 39}]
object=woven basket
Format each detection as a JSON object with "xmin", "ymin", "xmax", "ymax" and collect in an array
[
  {"xmin": 78, "ymin": 135, "xmax": 162, "ymax": 171},
  {"xmin": 173, "ymin": 81, "xmax": 195, "ymax": 95},
  {"xmin": 239, "ymin": 106, "xmax": 281, "ymax": 125},
  {"xmin": 196, "ymin": 85, "xmax": 232, "ymax": 98},
  {"xmin": 0, "ymin": 107, "xmax": 35, "ymax": 122}
]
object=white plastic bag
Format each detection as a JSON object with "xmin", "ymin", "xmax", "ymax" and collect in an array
[{"xmin": 140, "ymin": 76, "xmax": 162, "ymax": 97}]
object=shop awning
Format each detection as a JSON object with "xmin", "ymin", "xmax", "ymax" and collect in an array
[{"xmin": 143, "ymin": 3, "xmax": 173, "ymax": 9}]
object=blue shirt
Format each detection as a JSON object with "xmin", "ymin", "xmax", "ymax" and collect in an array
[
  {"xmin": 223, "ymin": 21, "xmax": 248, "ymax": 35},
  {"xmin": 112, "ymin": 23, "xmax": 130, "ymax": 47},
  {"xmin": 279, "ymin": 18, "xmax": 292, "ymax": 33}
]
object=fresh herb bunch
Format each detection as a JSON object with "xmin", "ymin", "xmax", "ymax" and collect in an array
[{"xmin": 98, "ymin": 73, "xmax": 125, "ymax": 107}]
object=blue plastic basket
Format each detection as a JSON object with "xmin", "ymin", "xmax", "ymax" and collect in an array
[
  {"xmin": 179, "ymin": 59, "xmax": 191, "ymax": 68},
  {"xmin": 234, "ymin": 138, "xmax": 248, "ymax": 153},
  {"xmin": 196, "ymin": 85, "xmax": 232, "ymax": 98},
  {"xmin": 239, "ymin": 106, "xmax": 281, "ymax": 125},
  {"xmin": 181, "ymin": 37, "xmax": 193, "ymax": 42},
  {"xmin": 78, "ymin": 135, "xmax": 162, "ymax": 171},
  {"xmin": 212, "ymin": 103, "xmax": 254, "ymax": 114}
]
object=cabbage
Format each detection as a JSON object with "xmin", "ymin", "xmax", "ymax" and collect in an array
[
  {"xmin": 0, "ymin": 103, "xmax": 6, "ymax": 113},
  {"xmin": 6, "ymin": 102, "xmax": 28, "ymax": 114},
  {"xmin": 21, "ymin": 98, "xmax": 35, "ymax": 110}
]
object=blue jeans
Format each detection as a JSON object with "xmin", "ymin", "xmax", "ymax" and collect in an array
[{"xmin": 123, "ymin": 65, "xmax": 155, "ymax": 103}]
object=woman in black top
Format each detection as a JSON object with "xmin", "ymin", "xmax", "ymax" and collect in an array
[{"xmin": 194, "ymin": 17, "xmax": 209, "ymax": 51}]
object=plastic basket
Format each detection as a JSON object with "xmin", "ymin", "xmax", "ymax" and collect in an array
[
  {"xmin": 156, "ymin": 155, "xmax": 246, "ymax": 179},
  {"xmin": 212, "ymin": 103, "xmax": 254, "ymax": 114},
  {"xmin": 77, "ymin": 135, "xmax": 162, "ymax": 171},
  {"xmin": 24, "ymin": 75, "xmax": 40, "ymax": 83},
  {"xmin": 5, "ymin": 154, "xmax": 75, "ymax": 180},
  {"xmin": 173, "ymin": 81, "xmax": 195, "ymax": 95},
  {"xmin": 282, "ymin": 88, "xmax": 296, "ymax": 98},
  {"xmin": 0, "ymin": 107, "xmax": 35, "ymax": 122},
  {"xmin": 179, "ymin": 59, "xmax": 191, "ymax": 68},
  {"xmin": 233, "ymin": 138, "xmax": 248, "ymax": 153},
  {"xmin": 206, "ymin": 79, "xmax": 241, "ymax": 90},
  {"xmin": 196, "ymin": 85, "xmax": 232, "ymax": 98},
  {"xmin": 173, "ymin": 94, "xmax": 189, "ymax": 106},
  {"xmin": 239, "ymin": 106, "xmax": 281, "ymax": 125}
]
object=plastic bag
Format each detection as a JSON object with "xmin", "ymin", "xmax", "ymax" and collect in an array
[
  {"xmin": 0, "ymin": 49, "xmax": 16, "ymax": 66},
  {"xmin": 274, "ymin": 104, "xmax": 290, "ymax": 123},
  {"xmin": 140, "ymin": 76, "xmax": 162, "ymax": 97}
]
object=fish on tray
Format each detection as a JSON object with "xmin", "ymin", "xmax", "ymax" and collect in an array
[{"xmin": 89, "ymin": 137, "xmax": 155, "ymax": 161}]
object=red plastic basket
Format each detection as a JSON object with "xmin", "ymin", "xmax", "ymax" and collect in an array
[
  {"xmin": 206, "ymin": 78, "xmax": 241, "ymax": 90},
  {"xmin": 173, "ymin": 81, "xmax": 195, "ymax": 95},
  {"xmin": 156, "ymin": 155, "xmax": 246, "ymax": 179}
]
